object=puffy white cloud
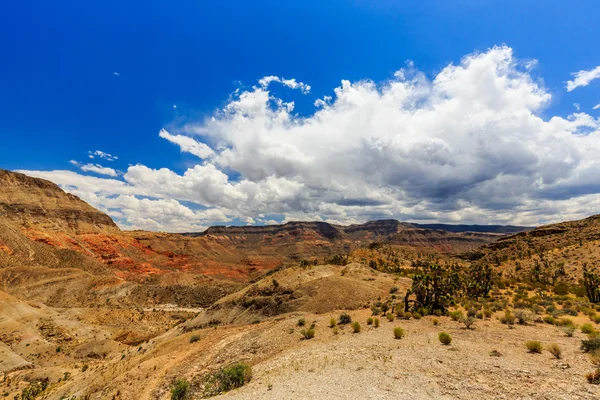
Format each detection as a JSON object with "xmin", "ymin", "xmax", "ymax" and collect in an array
[
  {"xmin": 69, "ymin": 160, "xmax": 119, "ymax": 177},
  {"xmin": 594, "ymin": 104, "xmax": 600, "ymax": 110},
  {"xmin": 88, "ymin": 150, "xmax": 118, "ymax": 161},
  {"xmin": 566, "ymin": 65, "xmax": 600, "ymax": 91},
  {"xmin": 158, "ymin": 128, "xmax": 215, "ymax": 159},
  {"xmin": 258, "ymin": 75, "xmax": 311, "ymax": 94},
  {"xmin": 18, "ymin": 46, "xmax": 600, "ymax": 230}
]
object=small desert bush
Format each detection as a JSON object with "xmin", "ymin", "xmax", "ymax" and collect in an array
[
  {"xmin": 483, "ymin": 309, "xmax": 492, "ymax": 318},
  {"xmin": 412, "ymin": 312, "xmax": 422, "ymax": 320},
  {"xmin": 190, "ymin": 335, "xmax": 200, "ymax": 344},
  {"xmin": 438, "ymin": 332, "xmax": 452, "ymax": 345},
  {"xmin": 329, "ymin": 317, "xmax": 337, "ymax": 328},
  {"xmin": 339, "ymin": 313, "xmax": 352, "ymax": 325},
  {"xmin": 352, "ymin": 321, "xmax": 361, "ymax": 333},
  {"xmin": 332, "ymin": 326, "xmax": 339, "ymax": 335},
  {"xmin": 586, "ymin": 370, "xmax": 600, "ymax": 384},
  {"xmin": 171, "ymin": 378, "xmax": 190, "ymax": 400},
  {"xmin": 386, "ymin": 313, "xmax": 395, "ymax": 322},
  {"xmin": 432, "ymin": 318, "xmax": 439, "ymax": 326},
  {"xmin": 461, "ymin": 316, "xmax": 476, "ymax": 330},
  {"xmin": 581, "ymin": 338, "xmax": 600, "ymax": 353},
  {"xmin": 297, "ymin": 318, "xmax": 306, "ymax": 327},
  {"xmin": 300, "ymin": 328, "xmax": 315, "ymax": 340},
  {"xmin": 393, "ymin": 327, "xmax": 405, "ymax": 339},
  {"xmin": 582, "ymin": 323, "xmax": 595, "ymax": 334},
  {"xmin": 543, "ymin": 315, "xmax": 555, "ymax": 325},
  {"xmin": 525, "ymin": 340, "xmax": 542, "ymax": 353},
  {"xmin": 499, "ymin": 310, "xmax": 516, "ymax": 325},
  {"xmin": 555, "ymin": 318, "xmax": 575, "ymax": 327},
  {"xmin": 367, "ymin": 317, "xmax": 374, "ymax": 325},
  {"xmin": 374, "ymin": 318, "xmax": 380, "ymax": 328},
  {"xmin": 448, "ymin": 310, "xmax": 463, "ymax": 322},
  {"xmin": 514, "ymin": 309, "xmax": 533, "ymax": 325},
  {"xmin": 547, "ymin": 343, "xmax": 562, "ymax": 359},
  {"xmin": 563, "ymin": 325, "xmax": 576, "ymax": 337},
  {"xmin": 205, "ymin": 362, "xmax": 252, "ymax": 395}
]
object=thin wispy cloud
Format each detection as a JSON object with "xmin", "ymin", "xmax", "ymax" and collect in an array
[
  {"xmin": 88, "ymin": 150, "xmax": 118, "ymax": 161},
  {"xmin": 69, "ymin": 160, "xmax": 118, "ymax": 177},
  {"xmin": 566, "ymin": 65, "xmax": 600, "ymax": 91}
]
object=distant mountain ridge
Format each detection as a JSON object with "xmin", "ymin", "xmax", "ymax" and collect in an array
[{"xmin": 186, "ymin": 219, "xmax": 532, "ymax": 237}]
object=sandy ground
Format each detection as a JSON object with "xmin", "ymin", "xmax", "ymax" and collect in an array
[{"xmin": 210, "ymin": 310, "xmax": 599, "ymax": 400}]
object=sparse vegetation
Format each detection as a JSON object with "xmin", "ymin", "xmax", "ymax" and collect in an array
[
  {"xmin": 300, "ymin": 328, "xmax": 315, "ymax": 340},
  {"xmin": 339, "ymin": 313, "xmax": 352, "ymax": 325},
  {"xmin": 204, "ymin": 362, "xmax": 252, "ymax": 396},
  {"xmin": 329, "ymin": 317, "xmax": 337, "ymax": 328},
  {"xmin": 352, "ymin": 321, "xmax": 361, "ymax": 333},
  {"xmin": 393, "ymin": 327, "xmax": 405, "ymax": 339},
  {"xmin": 367, "ymin": 317, "xmax": 373, "ymax": 325},
  {"xmin": 547, "ymin": 343, "xmax": 562, "ymax": 359},
  {"xmin": 190, "ymin": 335, "xmax": 200, "ymax": 343},
  {"xmin": 297, "ymin": 318, "xmax": 306, "ymax": 327},
  {"xmin": 525, "ymin": 340, "xmax": 543, "ymax": 353},
  {"xmin": 582, "ymin": 323, "xmax": 595, "ymax": 334},
  {"xmin": 438, "ymin": 332, "xmax": 452, "ymax": 345},
  {"xmin": 171, "ymin": 378, "xmax": 190, "ymax": 400},
  {"xmin": 374, "ymin": 318, "xmax": 380, "ymax": 328}
]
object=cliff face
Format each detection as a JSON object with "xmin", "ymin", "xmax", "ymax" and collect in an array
[{"xmin": 0, "ymin": 169, "xmax": 118, "ymax": 234}]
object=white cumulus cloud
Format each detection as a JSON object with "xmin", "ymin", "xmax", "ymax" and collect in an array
[
  {"xmin": 566, "ymin": 65, "xmax": 600, "ymax": 91},
  {"xmin": 159, "ymin": 128, "xmax": 215, "ymax": 159},
  {"xmin": 69, "ymin": 160, "xmax": 118, "ymax": 177},
  {"xmin": 19, "ymin": 46, "xmax": 600, "ymax": 231}
]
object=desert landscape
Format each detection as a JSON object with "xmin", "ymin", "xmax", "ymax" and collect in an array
[{"xmin": 1, "ymin": 169, "xmax": 600, "ymax": 399}]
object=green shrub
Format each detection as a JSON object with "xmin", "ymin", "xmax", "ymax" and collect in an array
[
  {"xmin": 525, "ymin": 340, "xmax": 542, "ymax": 353},
  {"xmin": 543, "ymin": 315, "xmax": 555, "ymax": 325},
  {"xmin": 300, "ymin": 328, "xmax": 315, "ymax": 340},
  {"xmin": 339, "ymin": 313, "xmax": 352, "ymax": 325},
  {"xmin": 547, "ymin": 343, "xmax": 562, "ymax": 359},
  {"xmin": 351, "ymin": 321, "xmax": 361, "ymax": 333},
  {"xmin": 582, "ymin": 338, "xmax": 600, "ymax": 353},
  {"xmin": 297, "ymin": 318, "xmax": 306, "ymax": 327},
  {"xmin": 448, "ymin": 310, "xmax": 463, "ymax": 322},
  {"xmin": 386, "ymin": 313, "xmax": 395, "ymax": 322},
  {"xmin": 412, "ymin": 312, "xmax": 422, "ymax": 320},
  {"xmin": 81, "ymin": 364, "xmax": 89, "ymax": 372},
  {"xmin": 592, "ymin": 315, "xmax": 600, "ymax": 324},
  {"xmin": 367, "ymin": 317, "xmax": 374, "ymax": 325},
  {"xmin": 374, "ymin": 318, "xmax": 380, "ymax": 328},
  {"xmin": 329, "ymin": 317, "xmax": 337, "ymax": 328},
  {"xmin": 432, "ymin": 318, "xmax": 439, "ymax": 326},
  {"xmin": 563, "ymin": 325, "xmax": 576, "ymax": 337},
  {"xmin": 20, "ymin": 379, "xmax": 49, "ymax": 400},
  {"xmin": 461, "ymin": 316, "xmax": 476, "ymax": 330},
  {"xmin": 171, "ymin": 378, "xmax": 190, "ymax": 400},
  {"xmin": 438, "ymin": 332, "xmax": 452, "ymax": 345},
  {"xmin": 190, "ymin": 335, "xmax": 200, "ymax": 343},
  {"xmin": 390, "ymin": 286, "xmax": 399, "ymax": 294},
  {"xmin": 582, "ymin": 323, "xmax": 596, "ymax": 334},
  {"xmin": 209, "ymin": 362, "xmax": 252, "ymax": 394},
  {"xmin": 499, "ymin": 310, "xmax": 516, "ymax": 325},
  {"xmin": 514, "ymin": 309, "xmax": 533, "ymax": 325},
  {"xmin": 483, "ymin": 309, "xmax": 492, "ymax": 318},
  {"xmin": 393, "ymin": 327, "xmax": 405, "ymax": 339}
]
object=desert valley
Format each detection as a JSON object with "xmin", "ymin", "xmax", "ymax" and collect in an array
[{"xmin": 1, "ymin": 169, "xmax": 600, "ymax": 399}]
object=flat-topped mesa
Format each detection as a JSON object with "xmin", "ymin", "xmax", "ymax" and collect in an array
[
  {"xmin": 0, "ymin": 169, "xmax": 119, "ymax": 234},
  {"xmin": 342, "ymin": 219, "xmax": 414, "ymax": 237},
  {"xmin": 193, "ymin": 221, "xmax": 345, "ymax": 240}
]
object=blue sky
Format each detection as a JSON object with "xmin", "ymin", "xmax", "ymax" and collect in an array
[{"xmin": 2, "ymin": 1, "xmax": 600, "ymax": 231}]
